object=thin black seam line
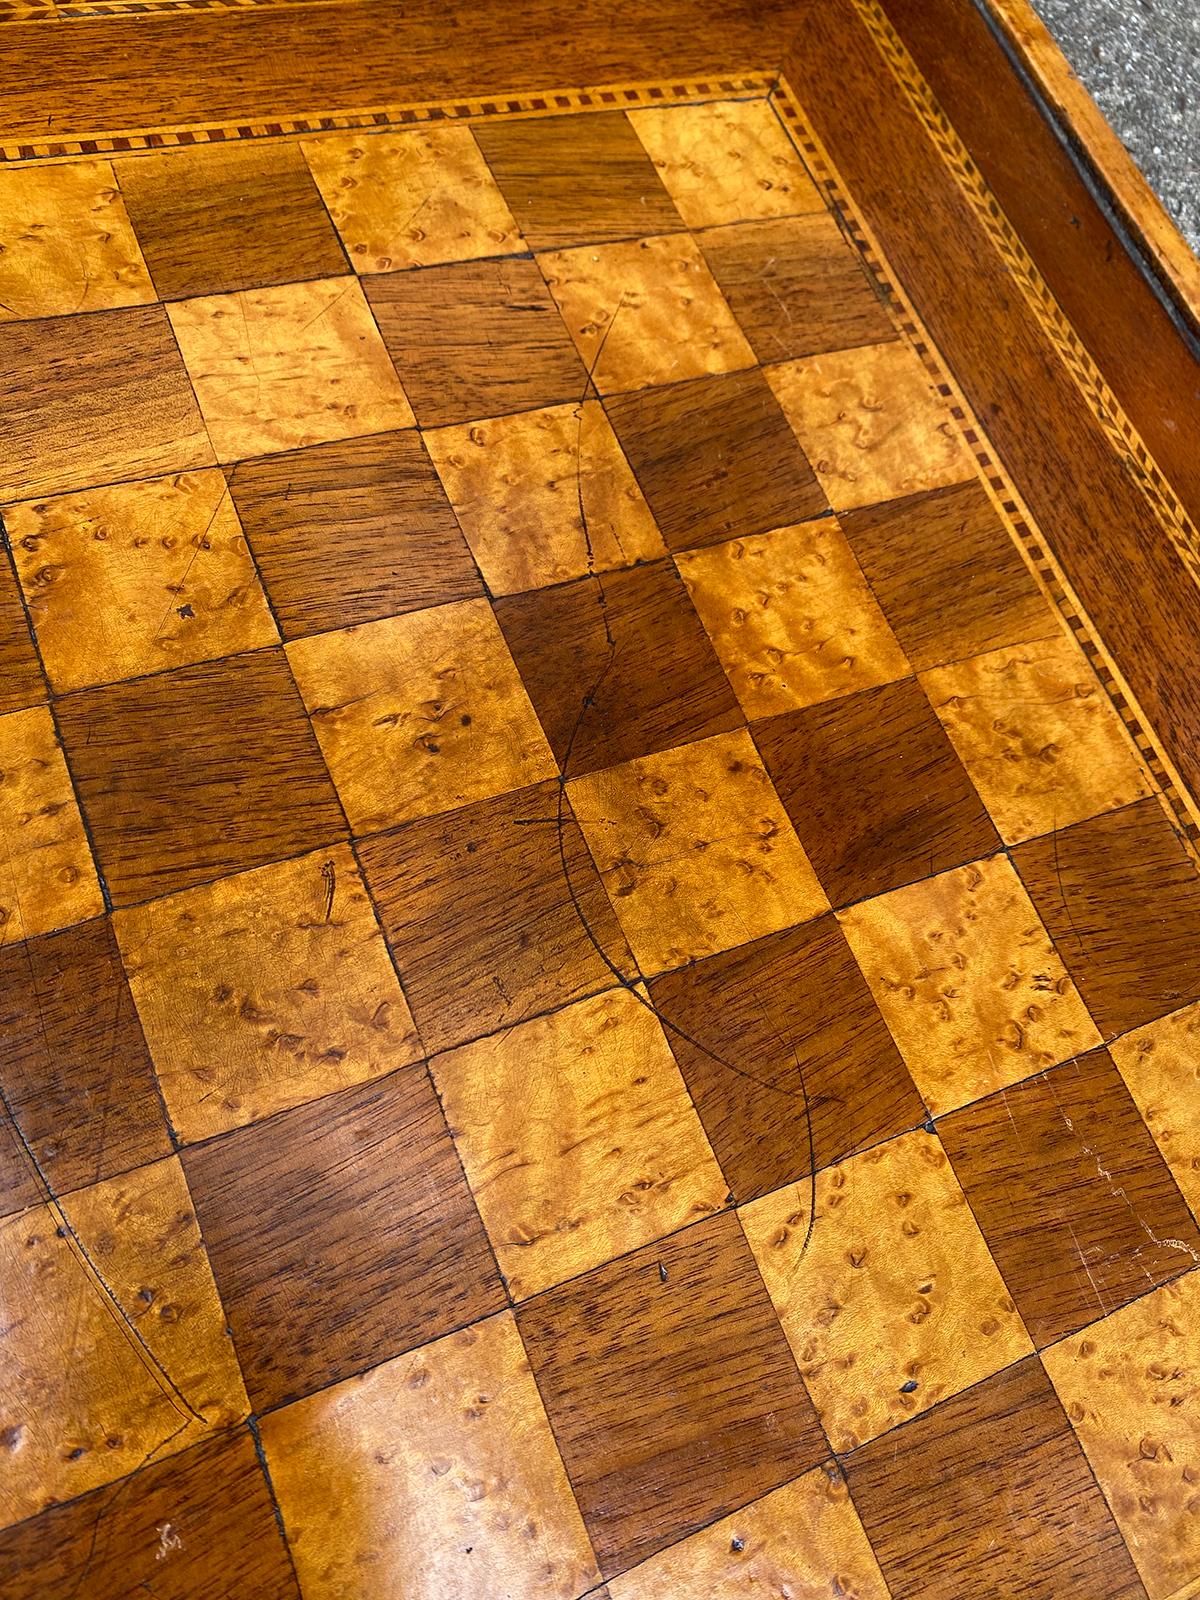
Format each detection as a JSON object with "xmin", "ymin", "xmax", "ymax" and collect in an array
[
  {"xmin": 10, "ymin": 83, "xmax": 778, "ymax": 174},
  {"xmin": 965, "ymin": 0, "xmax": 1200, "ymax": 359},
  {"xmin": 247, "ymin": 1415, "xmax": 307, "ymax": 1589}
]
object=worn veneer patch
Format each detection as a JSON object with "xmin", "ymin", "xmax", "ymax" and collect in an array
[
  {"xmin": 431, "ymin": 986, "xmax": 726, "ymax": 1299},
  {"xmin": 286, "ymin": 598, "xmax": 556, "ymax": 833},
  {"xmin": 8, "ymin": 470, "xmax": 278, "ymax": 692},
  {"xmin": 838, "ymin": 853, "xmax": 1100, "ymax": 1117},
  {"xmin": 261, "ymin": 1312, "xmax": 600, "ymax": 1600},
  {"xmin": 0, "ymin": 1155, "xmax": 248, "ymax": 1529},
  {"xmin": 302, "ymin": 124, "xmax": 523, "ymax": 273},
  {"xmin": 742, "ymin": 1128, "xmax": 1031, "ymax": 1451}
]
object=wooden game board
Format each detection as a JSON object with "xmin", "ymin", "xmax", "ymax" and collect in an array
[{"xmin": 2, "ymin": 13, "xmax": 1200, "ymax": 1599}]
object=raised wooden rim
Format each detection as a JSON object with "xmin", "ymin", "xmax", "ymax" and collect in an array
[{"xmin": 979, "ymin": 0, "xmax": 1200, "ymax": 335}]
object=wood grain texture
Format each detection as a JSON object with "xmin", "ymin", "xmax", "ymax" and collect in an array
[
  {"xmin": 0, "ymin": 1427, "xmax": 298, "ymax": 1600},
  {"xmin": 473, "ymin": 111, "xmax": 683, "ymax": 250},
  {"xmin": 628, "ymin": 99, "xmax": 823, "ymax": 228},
  {"xmin": 1042, "ymin": 1269, "xmax": 1200, "ymax": 1600},
  {"xmin": 8, "ymin": 470, "xmax": 279, "ymax": 692},
  {"xmin": 301, "ymin": 124, "xmax": 523, "ymax": 273},
  {"xmin": 182, "ymin": 1067, "xmax": 505, "ymax": 1411},
  {"xmin": 168, "ymin": 277, "xmax": 414, "ymax": 462},
  {"xmin": 357, "ymin": 778, "xmax": 635, "ymax": 1055},
  {"xmin": 675, "ymin": 518, "xmax": 908, "ymax": 719},
  {"xmin": 742, "ymin": 1129, "xmax": 1031, "ymax": 1451},
  {"xmin": 839, "ymin": 853, "xmax": 1100, "ymax": 1118},
  {"xmin": 0, "ymin": 703, "xmax": 103, "ymax": 945},
  {"xmin": 755, "ymin": 674, "xmax": 1000, "ymax": 905},
  {"xmin": 1014, "ymin": 798, "xmax": 1200, "ymax": 1039},
  {"xmin": 1110, "ymin": 1001, "xmax": 1200, "ymax": 1225},
  {"xmin": 766, "ymin": 340, "xmax": 975, "ymax": 511},
  {"xmin": 0, "ymin": 159, "xmax": 153, "ymax": 322},
  {"xmin": 0, "ymin": 304, "xmax": 213, "ymax": 501},
  {"xmin": 116, "ymin": 843, "xmax": 418, "ymax": 1143},
  {"xmin": 840, "ymin": 480, "xmax": 1058, "ymax": 673},
  {"xmin": 432, "ymin": 987, "xmax": 725, "ymax": 1299},
  {"xmin": 648, "ymin": 915, "xmax": 925, "ymax": 1202},
  {"xmin": 0, "ymin": 917, "xmax": 169, "ymax": 1218},
  {"xmin": 0, "ymin": 1154, "xmax": 248, "ymax": 1527},
  {"xmin": 229, "ymin": 429, "xmax": 482, "ymax": 639},
  {"xmin": 845, "ymin": 1356, "xmax": 1146, "ymax": 1599},
  {"xmin": 606, "ymin": 369, "xmax": 827, "ymax": 552},
  {"xmin": 424, "ymin": 399, "xmax": 664, "ymax": 596},
  {"xmin": 365, "ymin": 255, "xmax": 586, "ymax": 427},
  {"xmin": 569, "ymin": 728, "xmax": 828, "ymax": 975},
  {"xmin": 55, "ymin": 647, "xmax": 345, "ymax": 905},
  {"xmin": 696, "ymin": 211, "xmax": 897, "ymax": 363},
  {"xmin": 607, "ymin": 1464, "xmax": 889, "ymax": 1600},
  {"xmin": 115, "ymin": 140, "xmax": 348, "ymax": 298},
  {"xmin": 939, "ymin": 1048, "xmax": 1200, "ymax": 1347},
  {"xmin": 262, "ymin": 1312, "xmax": 600, "ymax": 1600},
  {"xmin": 516, "ymin": 1211, "xmax": 825, "ymax": 1577},
  {"xmin": 287, "ymin": 599, "xmax": 555, "ymax": 834},
  {"xmin": 540, "ymin": 233, "xmax": 754, "ymax": 395},
  {"xmin": 922, "ymin": 633, "xmax": 1152, "ymax": 845},
  {"xmin": 493, "ymin": 559, "xmax": 742, "ymax": 778},
  {"xmin": 0, "ymin": 549, "xmax": 43, "ymax": 716}
]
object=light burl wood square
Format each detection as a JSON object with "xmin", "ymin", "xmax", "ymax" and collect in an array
[
  {"xmin": 302, "ymin": 125, "xmax": 523, "ymax": 273},
  {"xmin": 675, "ymin": 519, "xmax": 909, "ymax": 719},
  {"xmin": 430, "ymin": 987, "xmax": 726, "ymax": 1300},
  {"xmin": 539, "ymin": 234, "xmax": 754, "ymax": 394},
  {"xmin": 1109, "ymin": 1001, "xmax": 1200, "ymax": 1223},
  {"xmin": 767, "ymin": 341, "xmax": 976, "ymax": 511},
  {"xmin": 7, "ymin": 470, "xmax": 278, "ymax": 693},
  {"xmin": 608, "ymin": 1464, "xmax": 889, "ymax": 1600},
  {"xmin": 0, "ymin": 704, "xmax": 102, "ymax": 947},
  {"xmin": 742, "ymin": 1129, "xmax": 1032, "ymax": 1454},
  {"xmin": 921, "ymin": 634, "xmax": 1152, "ymax": 845},
  {"xmin": 628, "ymin": 100, "xmax": 823, "ymax": 229},
  {"xmin": 1043, "ymin": 1271, "xmax": 1200, "ymax": 1600},
  {"xmin": 0, "ymin": 1155, "xmax": 248, "ymax": 1530},
  {"xmin": 838, "ymin": 855, "xmax": 1100, "ymax": 1118},
  {"xmin": 286, "ymin": 598, "xmax": 556, "ymax": 833},
  {"xmin": 167, "ymin": 277, "xmax": 414, "ymax": 462},
  {"xmin": 0, "ymin": 160, "xmax": 154, "ymax": 323},
  {"xmin": 261, "ymin": 1311, "xmax": 600, "ymax": 1600},
  {"xmin": 115, "ymin": 844, "xmax": 419, "ymax": 1145},
  {"xmin": 424, "ymin": 400, "xmax": 665, "ymax": 595},
  {"xmin": 569, "ymin": 728, "xmax": 828, "ymax": 975}
]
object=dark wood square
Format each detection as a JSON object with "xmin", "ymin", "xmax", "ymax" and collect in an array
[
  {"xmin": 365, "ymin": 256, "xmax": 587, "ymax": 427},
  {"xmin": 493, "ymin": 558, "xmax": 742, "ymax": 778},
  {"xmin": 55, "ymin": 649, "xmax": 345, "ymax": 906},
  {"xmin": 754, "ymin": 676, "xmax": 1000, "ymax": 905},
  {"xmin": 115, "ymin": 142, "xmax": 348, "ymax": 299},
  {"xmin": 845, "ymin": 1357, "xmax": 1145, "ymax": 1599},
  {"xmin": 840, "ymin": 481, "xmax": 1055, "ymax": 672},
  {"xmin": 0, "ymin": 917, "xmax": 170, "ymax": 1219},
  {"xmin": 0, "ymin": 1427, "xmax": 299, "ymax": 1600},
  {"xmin": 516, "ymin": 1211, "xmax": 824, "ymax": 1577},
  {"xmin": 0, "ymin": 547, "xmax": 42, "ymax": 714},
  {"xmin": 473, "ymin": 111, "xmax": 683, "ymax": 249},
  {"xmin": 182, "ymin": 1066, "xmax": 504, "ymax": 1411},
  {"xmin": 606, "ymin": 368, "xmax": 827, "ymax": 553},
  {"xmin": 647, "ymin": 916, "xmax": 925, "ymax": 1202},
  {"xmin": 0, "ymin": 305, "xmax": 212, "ymax": 501},
  {"xmin": 939, "ymin": 1047, "xmax": 1200, "ymax": 1346},
  {"xmin": 358, "ymin": 778, "xmax": 635, "ymax": 1055},
  {"xmin": 696, "ymin": 213, "xmax": 896, "ymax": 362},
  {"xmin": 1013, "ymin": 796, "xmax": 1200, "ymax": 1036},
  {"xmin": 229, "ymin": 430, "xmax": 483, "ymax": 639}
]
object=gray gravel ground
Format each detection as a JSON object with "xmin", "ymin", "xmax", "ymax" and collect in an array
[{"xmin": 1031, "ymin": 0, "xmax": 1199, "ymax": 252}]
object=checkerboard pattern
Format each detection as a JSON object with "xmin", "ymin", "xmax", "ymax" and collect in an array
[{"xmin": 1, "ymin": 94, "xmax": 1198, "ymax": 1600}]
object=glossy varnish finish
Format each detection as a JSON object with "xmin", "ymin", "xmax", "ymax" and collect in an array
[{"xmin": 0, "ymin": 34, "xmax": 1198, "ymax": 1600}]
